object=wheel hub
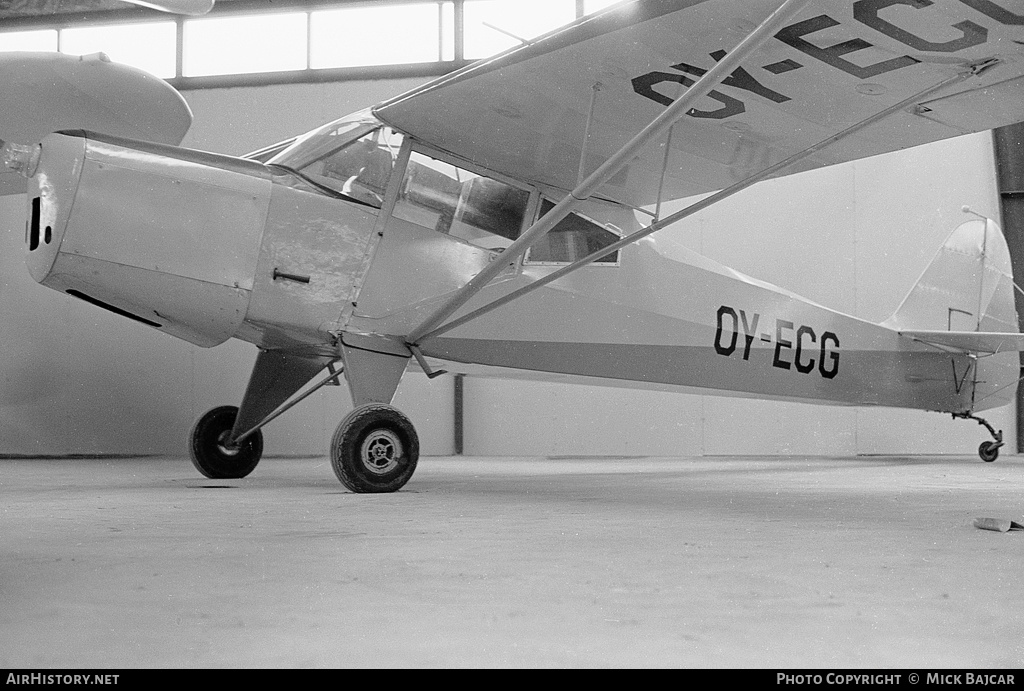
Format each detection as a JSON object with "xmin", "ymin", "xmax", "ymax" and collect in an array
[
  {"xmin": 360, "ymin": 429, "xmax": 402, "ymax": 475},
  {"xmin": 216, "ymin": 430, "xmax": 241, "ymax": 457}
]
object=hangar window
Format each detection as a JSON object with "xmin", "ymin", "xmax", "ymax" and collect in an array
[
  {"xmin": 524, "ymin": 198, "xmax": 620, "ymax": 265},
  {"xmin": 584, "ymin": 0, "xmax": 625, "ymax": 15},
  {"xmin": 61, "ymin": 22, "xmax": 176, "ymax": 79},
  {"xmin": 0, "ymin": 29, "xmax": 57, "ymax": 53},
  {"xmin": 463, "ymin": 0, "xmax": 577, "ymax": 59},
  {"xmin": 0, "ymin": 1, "xmax": 628, "ymax": 86},
  {"xmin": 393, "ymin": 150, "xmax": 530, "ymax": 250},
  {"xmin": 183, "ymin": 13, "xmax": 308, "ymax": 77},
  {"xmin": 311, "ymin": 3, "xmax": 453, "ymax": 68}
]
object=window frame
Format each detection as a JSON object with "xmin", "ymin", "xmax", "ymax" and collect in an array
[
  {"xmin": 522, "ymin": 194, "xmax": 624, "ymax": 267},
  {"xmin": 181, "ymin": 10, "xmax": 310, "ymax": 78},
  {"xmin": 392, "ymin": 137, "xmax": 539, "ymax": 254},
  {"xmin": 390, "ymin": 140, "xmax": 624, "ymax": 268},
  {"xmin": 309, "ymin": 2, "xmax": 451, "ymax": 70}
]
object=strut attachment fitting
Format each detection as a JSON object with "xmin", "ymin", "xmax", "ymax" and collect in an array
[{"xmin": 408, "ymin": 344, "xmax": 448, "ymax": 379}]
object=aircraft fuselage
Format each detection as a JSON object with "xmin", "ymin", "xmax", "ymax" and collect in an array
[
  {"xmin": 23, "ymin": 129, "xmax": 1017, "ymax": 422},
  {"xmin": 403, "ymin": 231, "xmax": 1012, "ymax": 415}
]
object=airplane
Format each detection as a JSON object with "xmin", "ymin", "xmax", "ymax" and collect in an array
[{"xmin": 2, "ymin": 0, "xmax": 1024, "ymax": 492}]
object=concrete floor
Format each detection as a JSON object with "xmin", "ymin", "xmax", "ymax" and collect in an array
[{"xmin": 1, "ymin": 454, "xmax": 1022, "ymax": 668}]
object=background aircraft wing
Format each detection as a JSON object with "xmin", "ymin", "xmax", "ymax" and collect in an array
[
  {"xmin": 374, "ymin": 0, "xmax": 1024, "ymax": 208},
  {"xmin": 0, "ymin": 51, "xmax": 193, "ymax": 195},
  {"xmin": 0, "ymin": 52, "xmax": 192, "ymax": 147},
  {"xmin": 121, "ymin": 0, "xmax": 214, "ymax": 15}
]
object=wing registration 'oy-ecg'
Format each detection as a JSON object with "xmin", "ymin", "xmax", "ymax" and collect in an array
[
  {"xmin": 634, "ymin": 0, "xmax": 1022, "ymax": 119},
  {"xmin": 375, "ymin": 0, "xmax": 1024, "ymax": 210}
]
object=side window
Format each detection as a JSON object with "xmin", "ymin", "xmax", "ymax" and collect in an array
[
  {"xmin": 525, "ymin": 198, "xmax": 620, "ymax": 265},
  {"xmin": 393, "ymin": 151, "xmax": 530, "ymax": 250}
]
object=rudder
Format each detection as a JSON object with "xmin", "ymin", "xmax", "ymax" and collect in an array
[
  {"xmin": 883, "ymin": 217, "xmax": 1017, "ymax": 333},
  {"xmin": 884, "ymin": 217, "xmax": 1020, "ymax": 412}
]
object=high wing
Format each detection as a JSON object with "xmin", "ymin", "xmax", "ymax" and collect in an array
[{"xmin": 374, "ymin": 0, "xmax": 1024, "ymax": 209}]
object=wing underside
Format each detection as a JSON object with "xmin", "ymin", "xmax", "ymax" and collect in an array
[{"xmin": 374, "ymin": 0, "xmax": 1024, "ymax": 208}]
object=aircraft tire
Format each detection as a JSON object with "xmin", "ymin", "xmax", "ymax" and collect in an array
[
  {"xmin": 979, "ymin": 441, "xmax": 1000, "ymax": 463},
  {"xmin": 188, "ymin": 405, "xmax": 263, "ymax": 479},
  {"xmin": 330, "ymin": 404, "xmax": 419, "ymax": 493}
]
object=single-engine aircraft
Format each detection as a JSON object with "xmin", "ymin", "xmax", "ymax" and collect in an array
[{"xmin": 3, "ymin": 0, "xmax": 1024, "ymax": 491}]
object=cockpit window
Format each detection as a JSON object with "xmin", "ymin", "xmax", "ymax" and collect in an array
[
  {"xmin": 244, "ymin": 136, "xmax": 298, "ymax": 163},
  {"xmin": 393, "ymin": 150, "xmax": 530, "ymax": 250},
  {"xmin": 268, "ymin": 109, "xmax": 378, "ymax": 169},
  {"xmin": 524, "ymin": 198, "xmax": 620, "ymax": 265}
]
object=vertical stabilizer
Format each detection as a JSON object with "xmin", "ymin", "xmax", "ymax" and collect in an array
[
  {"xmin": 883, "ymin": 218, "xmax": 1017, "ymax": 334},
  {"xmin": 884, "ymin": 217, "xmax": 1020, "ymax": 412}
]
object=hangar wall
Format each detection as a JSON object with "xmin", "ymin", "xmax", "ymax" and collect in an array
[{"xmin": 0, "ymin": 75, "xmax": 1013, "ymax": 458}]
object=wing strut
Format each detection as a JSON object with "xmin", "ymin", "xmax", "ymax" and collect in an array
[
  {"xmin": 578, "ymin": 82, "xmax": 602, "ymax": 186},
  {"xmin": 404, "ymin": 0, "xmax": 815, "ymax": 347},
  {"xmin": 415, "ymin": 66, "xmax": 984, "ymax": 343}
]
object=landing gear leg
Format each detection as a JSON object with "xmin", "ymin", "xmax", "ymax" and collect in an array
[{"xmin": 953, "ymin": 412, "xmax": 1004, "ymax": 462}]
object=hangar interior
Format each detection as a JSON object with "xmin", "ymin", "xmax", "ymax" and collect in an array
[
  {"xmin": 5, "ymin": 0, "xmax": 1024, "ymax": 672},
  {"xmin": 0, "ymin": 0, "xmax": 1020, "ymax": 460}
]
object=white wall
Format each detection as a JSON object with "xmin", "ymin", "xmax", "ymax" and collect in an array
[{"xmin": 0, "ymin": 76, "xmax": 1013, "ymax": 458}]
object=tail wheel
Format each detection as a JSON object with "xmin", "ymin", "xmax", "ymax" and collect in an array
[
  {"xmin": 189, "ymin": 406, "xmax": 263, "ymax": 479},
  {"xmin": 979, "ymin": 441, "xmax": 1000, "ymax": 463},
  {"xmin": 331, "ymin": 404, "xmax": 419, "ymax": 493}
]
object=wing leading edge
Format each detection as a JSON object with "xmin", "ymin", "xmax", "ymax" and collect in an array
[{"xmin": 374, "ymin": 0, "xmax": 1024, "ymax": 208}]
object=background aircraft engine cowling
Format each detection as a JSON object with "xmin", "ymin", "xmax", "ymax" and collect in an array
[{"xmin": 26, "ymin": 132, "xmax": 271, "ymax": 347}]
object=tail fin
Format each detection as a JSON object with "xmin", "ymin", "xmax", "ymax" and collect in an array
[
  {"xmin": 883, "ymin": 217, "xmax": 1018, "ymax": 334},
  {"xmin": 884, "ymin": 216, "xmax": 1020, "ymax": 412}
]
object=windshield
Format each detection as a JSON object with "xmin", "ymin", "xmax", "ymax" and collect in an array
[
  {"xmin": 268, "ymin": 108, "xmax": 380, "ymax": 169},
  {"xmin": 268, "ymin": 110, "xmax": 403, "ymax": 208}
]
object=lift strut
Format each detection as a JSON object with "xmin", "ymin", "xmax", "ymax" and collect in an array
[
  {"xmin": 405, "ymin": 0, "xmax": 816, "ymax": 347},
  {"xmin": 415, "ymin": 65, "xmax": 981, "ymax": 343}
]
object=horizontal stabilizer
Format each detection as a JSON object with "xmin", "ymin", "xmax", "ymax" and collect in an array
[{"xmin": 899, "ymin": 330, "xmax": 1024, "ymax": 355}]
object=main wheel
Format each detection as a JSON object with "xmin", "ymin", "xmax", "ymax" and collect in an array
[
  {"xmin": 189, "ymin": 406, "xmax": 263, "ymax": 479},
  {"xmin": 330, "ymin": 404, "xmax": 419, "ymax": 493},
  {"xmin": 979, "ymin": 441, "xmax": 1000, "ymax": 463}
]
